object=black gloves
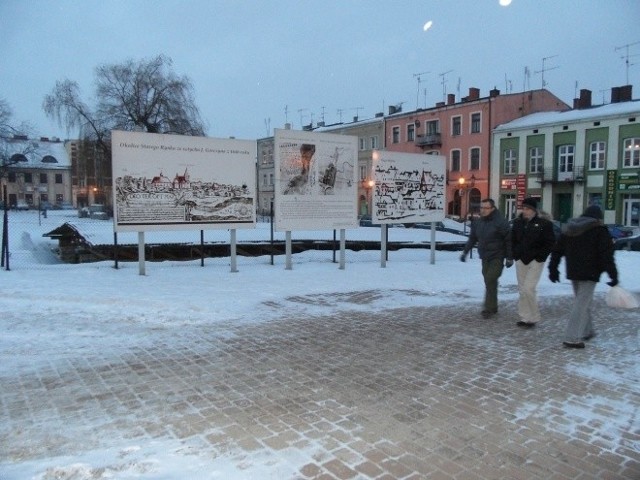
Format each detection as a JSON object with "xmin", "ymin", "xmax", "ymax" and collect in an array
[
  {"xmin": 505, "ymin": 259, "xmax": 514, "ymax": 268},
  {"xmin": 607, "ymin": 279, "xmax": 619, "ymax": 287},
  {"xmin": 549, "ymin": 270, "xmax": 560, "ymax": 283},
  {"xmin": 460, "ymin": 253, "xmax": 466, "ymax": 262}
]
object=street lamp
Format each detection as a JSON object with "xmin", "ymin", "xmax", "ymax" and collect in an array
[{"xmin": 458, "ymin": 175, "xmax": 476, "ymax": 235}]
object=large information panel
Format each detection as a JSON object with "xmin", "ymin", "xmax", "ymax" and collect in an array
[
  {"xmin": 274, "ymin": 129, "xmax": 358, "ymax": 231},
  {"xmin": 112, "ymin": 131, "xmax": 256, "ymax": 232}
]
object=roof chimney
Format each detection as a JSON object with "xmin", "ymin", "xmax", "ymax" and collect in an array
[
  {"xmin": 618, "ymin": 85, "xmax": 632, "ymax": 102},
  {"xmin": 611, "ymin": 86, "xmax": 621, "ymax": 103},
  {"xmin": 489, "ymin": 88, "xmax": 500, "ymax": 97},
  {"xmin": 468, "ymin": 87, "xmax": 480, "ymax": 100},
  {"xmin": 447, "ymin": 93, "xmax": 455, "ymax": 105},
  {"xmin": 436, "ymin": 101, "xmax": 445, "ymax": 108},
  {"xmin": 579, "ymin": 89, "xmax": 592, "ymax": 109}
]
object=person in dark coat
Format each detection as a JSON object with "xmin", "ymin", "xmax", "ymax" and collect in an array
[
  {"xmin": 460, "ymin": 198, "xmax": 513, "ymax": 318},
  {"xmin": 548, "ymin": 205, "xmax": 618, "ymax": 348},
  {"xmin": 511, "ymin": 197, "xmax": 556, "ymax": 328}
]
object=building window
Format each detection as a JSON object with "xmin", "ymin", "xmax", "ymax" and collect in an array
[
  {"xmin": 263, "ymin": 174, "xmax": 268, "ymax": 186},
  {"xmin": 24, "ymin": 172, "xmax": 33, "ymax": 183},
  {"xmin": 623, "ymin": 138, "xmax": 640, "ymax": 167},
  {"xmin": 529, "ymin": 146, "xmax": 543, "ymax": 173},
  {"xmin": 470, "ymin": 147, "xmax": 480, "ymax": 170},
  {"xmin": 452, "ymin": 116, "xmax": 461, "ymax": 136},
  {"xmin": 392, "ymin": 127, "xmax": 400, "ymax": 144},
  {"xmin": 426, "ymin": 120, "xmax": 439, "ymax": 135},
  {"xmin": 407, "ymin": 123, "xmax": 415, "ymax": 142},
  {"xmin": 359, "ymin": 165, "xmax": 367, "ymax": 180},
  {"xmin": 504, "ymin": 148, "xmax": 517, "ymax": 174},
  {"xmin": 370, "ymin": 136, "xmax": 378, "ymax": 149},
  {"xmin": 558, "ymin": 145, "xmax": 574, "ymax": 173},
  {"xmin": 451, "ymin": 150, "xmax": 461, "ymax": 172},
  {"xmin": 55, "ymin": 173, "xmax": 63, "ymax": 184},
  {"xmin": 359, "ymin": 137, "xmax": 366, "ymax": 150},
  {"xmin": 39, "ymin": 173, "xmax": 48, "ymax": 184},
  {"xmin": 8, "ymin": 172, "xmax": 16, "ymax": 182},
  {"xmin": 269, "ymin": 173, "xmax": 274, "ymax": 185},
  {"xmin": 589, "ymin": 141, "xmax": 606, "ymax": 170},
  {"xmin": 55, "ymin": 194, "xmax": 63, "ymax": 203},
  {"xmin": 470, "ymin": 113, "xmax": 481, "ymax": 133}
]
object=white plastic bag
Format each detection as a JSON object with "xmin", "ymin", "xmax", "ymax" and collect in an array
[{"xmin": 605, "ymin": 285, "xmax": 640, "ymax": 309}]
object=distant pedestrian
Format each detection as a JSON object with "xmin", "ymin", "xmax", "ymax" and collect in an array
[
  {"xmin": 460, "ymin": 198, "xmax": 513, "ymax": 318},
  {"xmin": 511, "ymin": 197, "xmax": 556, "ymax": 328},
  {"xmin": 548, "ymin": 205, "xmax": 618, "ymax": 348}
]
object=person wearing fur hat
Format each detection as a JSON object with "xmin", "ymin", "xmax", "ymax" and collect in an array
[
  {"xmin": 548, "ymin": 205, "xmax": 618, "ymax": 348},
  {"xmin": 511, "ymin": 197, "xmax": 556, "ymax": 328}
]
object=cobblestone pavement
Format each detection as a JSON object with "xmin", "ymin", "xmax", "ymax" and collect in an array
[{"xmin": 1, "ymin": 291, "xmax": 639, "ymax": 479}]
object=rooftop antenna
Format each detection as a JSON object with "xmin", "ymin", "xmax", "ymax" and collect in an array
[
  {"xmin": 456, "ymin": 77, "xmax": 461, "ymax": 97},
  {"xmin": 439, "ymin": 70, "xmax": 453, "ymax": 101},
  {"xmin": 615, "ymin": 40, "xmax": 640, "ymax": 84},
  {"xmin": 598, "ymin": 89, "xmax": 608, "ymax": 104},
  {"xmin": 284, "ymin": 105, "xmax": 289, "ymax": 124},
  {"xmin": 320, "ymin": 106, "xmax": 326, "ymax": 124},
  {"xmin": 534, "ymin": 55, "xmax": 559, "ymax": 88},
  {"xmin": 337, "ymin": 108, "xmax": 344, "ymax": 122},
  {"xmin": 351, "ymin": 106, "xmax": 364, "ymax": 121},
  {"xmin": 413, "ymin": 71, "xmax": 430, "ymax": 109},
  {"xmin": 264, "ymin": 117, "xmax": 271, "ymax": 137},
  {"xmin": 297, "ymin": 108, "xmax": 308, "ymax": 126},
  {"xmin": 523, "ymin": 66, "xmax": 531, "ymax": 91}
]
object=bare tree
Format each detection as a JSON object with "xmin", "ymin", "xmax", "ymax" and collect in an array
[
  {"xmin": 43, "ymin": 54, "xmax": 206, "ymax": 155},
  {"xmin": 1, "ymin": 98, "xmax": 38, "ymax": 170}
]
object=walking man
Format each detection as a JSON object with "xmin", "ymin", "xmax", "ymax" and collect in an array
[
  {"xmin": 548, "ymin": 205, "xmax": 618, "ymax": 348},
  {"xmin": 511, "ymin": 197, "xmax": 556, "ymax": 328},
  {"xmin": 460, "ymin": 198, "xmax": 513, "ymax": 318}
]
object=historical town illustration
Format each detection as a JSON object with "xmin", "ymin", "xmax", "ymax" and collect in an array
[
  {"xmin": 115, "ymin": 167, "xmax": 253, "ymax": 224},
  {"xmin": 372, "ymin": 151, "xmax": 446, "ymax": 223}
]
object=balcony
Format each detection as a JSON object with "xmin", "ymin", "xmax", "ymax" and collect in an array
[
  {"xmin": 415, "ymin": 133, "xmax": 442, "ymax": 148},
  {"xmin": 536, "ymin": 166, "xmax": 585, "ymax": 184}
]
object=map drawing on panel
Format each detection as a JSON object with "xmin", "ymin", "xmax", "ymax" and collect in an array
[
  {"xmin": 115, "ymin": 167, "xmax": 252, "ymax": 224},
  {"xmin": 374, "ymin": 163, "xmax": 445, "ymax": 221}
]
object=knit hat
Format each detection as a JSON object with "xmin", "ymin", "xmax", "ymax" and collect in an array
[
  {"xmin": 582, "ymin": 205, "xmax": 603, "ymax": 220},
  {"xmin": 521, "ymin": 197, "xmax": 538, "ymax": 210}
]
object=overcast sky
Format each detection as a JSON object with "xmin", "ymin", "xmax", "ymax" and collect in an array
[{"xmin": 1, "ymin": 0, "xmax": 639, "ymax": 141}]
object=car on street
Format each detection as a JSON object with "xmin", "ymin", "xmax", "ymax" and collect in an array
[
  {"xmin": 606, "ymin": 224, "xmax": 634, "ymax": 239},
  {"xmin": 15, "ymin": 200, "xmax": 29, "ymax": 210},
  {"xmin": 614, "ymin": 234, "xmax": 640, "ymax": 251}
]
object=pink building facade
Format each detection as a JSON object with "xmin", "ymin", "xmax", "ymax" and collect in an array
[{"xmin": 384, "ymin": 88, "xmax": 569, "ymax": 217}]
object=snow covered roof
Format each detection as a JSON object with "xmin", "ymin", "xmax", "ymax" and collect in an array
[
  {"xmin": 495, "ymin": 100, "xmax": 640, "ymax": 132},
  {"xmin": 1, "ymin": 135, "xmax": 70, "ymax": 169}
]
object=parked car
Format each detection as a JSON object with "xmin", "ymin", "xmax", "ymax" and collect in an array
[
  {"xmin": 79, "ymin": 204, "xmax": 109, "ymax": 220},
  {"xmin": 606, "ymin": 224, "xmax": 634, "ymax": 239},
  {"xmin": 15, "ymin": 200, "xmax": 29, "ymax": 210},
  {"xmin": 57, "ymin": 201, "xmax": 74, "ymax": 210},
  {"xmin": 614, "ymin": 234, "xmax": 640, "ymax": 251}
]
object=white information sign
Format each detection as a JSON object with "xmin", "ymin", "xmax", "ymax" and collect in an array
[
  {"xmin": 371, "ymin": 150, "xmax": 446, "ymax": 224},
  {"xmin": 274, "ymin": 129, "xmax": 358, "ymax": 231},
  {"xmin": 112, "ymin": 131, "xmax": 256, "ymax": 232}
]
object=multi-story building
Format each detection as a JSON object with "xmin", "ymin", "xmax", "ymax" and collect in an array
[
  {"xmin": 65, "ymin": 139, "xmax": 111, "ymax": 208},
  {"xmin": 384, "ymin": 87, "xmax": 569, "ymax": 218},
  {"xmin": 256, "ymin": 135, "xmax": 275, "ymax": 217},
  {"xmin": 0, "ymin": 135, "xmax": 72, "ymax": 208},
  {"xmin": 491, "ymin": 85, "xmax": 639, "ymax": 226}
]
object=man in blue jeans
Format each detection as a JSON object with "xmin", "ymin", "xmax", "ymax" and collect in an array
[{"xmin": 460, "ymin": 198, "xmax": 513, "ymax": 318}]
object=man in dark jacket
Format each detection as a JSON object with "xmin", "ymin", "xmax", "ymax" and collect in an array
[
  {"xmin": 548, "ymin": 205, "xmax": 618, "ymax": 348},
  {"xmin": 460, "ymin": 198, "xmax": 513, "ymax": 318},
  {"xmin": 511, "ymin": 197, "xmax": 556, "ymax": 328}
]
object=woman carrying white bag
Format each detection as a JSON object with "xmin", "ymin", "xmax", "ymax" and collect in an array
[{"xmin": 548, "ymin": 205, "xmax": 620, "ymax": 349}]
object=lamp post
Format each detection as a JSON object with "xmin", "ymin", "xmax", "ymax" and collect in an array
[
  {"xmin": 458, "ymin": 175, "xmax": 476, "ymax": 235},
  {"xmin": 365, "ymin": 179, "xmax": 375, "ymax": 215}
]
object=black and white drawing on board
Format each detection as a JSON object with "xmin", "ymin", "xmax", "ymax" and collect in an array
[
  {"xmin": 275, "ymin": 129, "xmax": 358, "ymax": 231},
  {"xmin": 371, "ymin": 150, "xmax": 446, "ymax": 224},
  {"xmin": 112, "ymin": 130, "xmax": 256, "ymax": 232}
]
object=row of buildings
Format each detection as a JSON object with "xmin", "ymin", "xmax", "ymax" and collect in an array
[{"xmin": 2, "ymin": 84, "xmax": 639, "ymax": 228}]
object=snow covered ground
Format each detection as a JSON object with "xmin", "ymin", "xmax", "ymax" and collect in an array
[{"xmin": 1, "ymin": 209, "xmax": 638, "ymax": 479}]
